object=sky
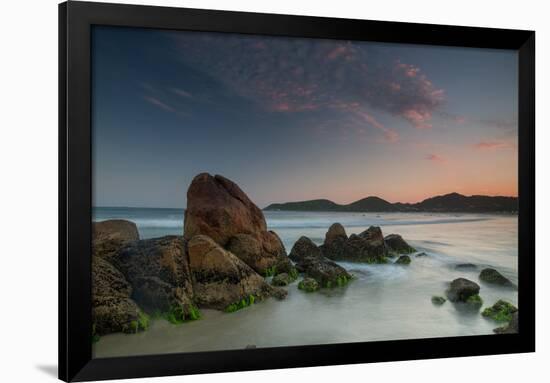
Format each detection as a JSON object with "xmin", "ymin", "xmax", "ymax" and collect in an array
[{"xmin": 92, "ymin": 26, "xmax": 518, "ymax": 208}]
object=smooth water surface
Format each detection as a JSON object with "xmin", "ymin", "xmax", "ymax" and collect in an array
[{"xmin": 93, "ymin": 208, "xmax": 518, "ymax": 358}]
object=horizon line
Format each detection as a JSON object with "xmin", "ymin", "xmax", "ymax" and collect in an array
[{"xmin": 93, "ymin": 191, "xmax": 518, "ymax": 210}]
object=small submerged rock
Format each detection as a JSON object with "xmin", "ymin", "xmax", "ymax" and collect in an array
[
  {"xmin": 416, "ymin": 252, "xmax": 428, "ymax": 257},
  {"xmin": 493, "ymin": 311, "xmax": 519, "ymax": 334},
  {"xmin": 431, "ymin": 296, "xmax": 446, "ymax": 305},
  {"xmin": 446, "ymin": 278, "xmax": 480, "ymax": 303},
  {"xmin": 482, "ymin": 300, "xmax": 518, "ymax": 322},
  {"xmin": 395, "ymin": 255, "xmax": 411, "ymax": 265},
  {"xmin": 479, "ymin": 268, "xmax": 515, "ymax": 288},
  {"xmin": 298, "ymin": 277, "xmax": 319, "ymax": 292}
]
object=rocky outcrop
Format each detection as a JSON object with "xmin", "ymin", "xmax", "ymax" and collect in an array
[
  {"xmin": 445, "ymin": 278, "xmax": 481, "ymax": 303},
  {"xmin": 321, "ymin": 225, "xmax": 389, "ymax": 263},
  {"xmin": 184, "ymin": 173, "xmax": 286, "ymax": 274},
  {"xmin": 92, "ymin": 219, "xmax": 140, "ymax": 259},
  {"xmin": 92, "ymin": 256, "xmax": 147, "ymax": 335},
  {"xmin": 479, "ymin": 268, "xmax": 515, "ymax": 288},
  {"xmin": 385, "ymin": 234, "xmax": 415, "ymax": 254},
  {"xmin": 111, "ymin": 236, "xmax": 196, "ymax": 320},
  {"xmin": 290, "ymin": 236, "xmax": 352, "ymax": 288},
  {"xmin": 187, "ymin": 235, "xmax": 286, "ymax": 310},
  {"xmin": 493, "ymin": 312, "xmax": 519, "ymax": 334}
]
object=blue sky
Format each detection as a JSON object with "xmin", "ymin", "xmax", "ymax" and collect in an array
[{"xmin": 92, "ymin": 26, "xmax": 518, "ymax": 208}]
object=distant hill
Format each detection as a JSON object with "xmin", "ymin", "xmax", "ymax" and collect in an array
[{"xmin": 264, "ymin": 192, "xmax": 518, "ymax": 213}]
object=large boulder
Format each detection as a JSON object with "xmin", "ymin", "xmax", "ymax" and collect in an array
[
  {"xmin": 184, "ymin": 173, "xmax": 286, "ymax": 274},
  {"xmin": 92, "ymin": 256, "xmax": 147, "ymax": 335},
  {"xmin": 290, "ymin": 236, "xmax": 352, "ymax": 288},
  {"xmin": 92, "ymin": 219, "xmax": 140, "ymax": 259},
  {"xmin": 111, "ymin": 236, "xmax": 196, "ymax": 320},
  {"xmin": 188, "ymin": 235, "xmax": 286, "ymax": 310},
  {"xmin": 479, "ymin": 268, "xmax": 515, "ymax": 288},
  {"xmin": 320, "ymin": 225, "xmax": 389, "ymax": 263},
  {"xmin": 445, "ymin": 278, "xmax": 481, "ymax": 302},
  {"xmin": 385, "ymin": 234, "xmax": 415, "ymax": 254}
]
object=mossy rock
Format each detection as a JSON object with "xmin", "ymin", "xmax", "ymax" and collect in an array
[
  {"xmin": 465, "ymin": 294, "xmax": 483, "ymax": 308},
  {"xmin": 224, "ymin": 295, "xmax": 257, "ymax": 313},
  {"xmin": 272, "ymin": 272, "xmax": 294, "ymax": 286},
  {"xmin": 156, "ymin": 304, "xmax": 201, "ymax": 324},
  {"xmin": 395, "ymin": 255, "xmax": 411, "ymax": 265},
  {"xmin": 479, "ymin": 268, "xmax": 515, "ymax": 287},
  {"xmin": 482, "ymin": 300, "xmax": 518, "ymax": 322},
  {"xmin": 431, "ymin": 296, "xmax": 446, "ymax": 305},
  {"xmin": 121, "ymin": 311, "xmax": 150, "ymax": 334},
  {"xmin": 298, "ymin": 278, "xmax": 319, "ymax": 292}
]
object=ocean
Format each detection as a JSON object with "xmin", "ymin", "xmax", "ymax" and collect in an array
[{"xmin": 92, "ymin": 207, "xmax": 518, "ymax": 358}]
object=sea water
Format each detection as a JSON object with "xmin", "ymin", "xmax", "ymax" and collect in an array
[{"xmin": 92, "ymin": 208, "xmax": 518, "ymax": 358}]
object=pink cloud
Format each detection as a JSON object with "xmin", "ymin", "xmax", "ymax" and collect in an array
[
  {"xmin": 326, "ymin": 45, "xmax": 349, "ymax": 60},
  {"xmin": 355, "ymin": 110, "xmax": 399, "ymax": 143},
  {"xmin": 402, "ymin": 109, "xmax": 433, "ymax": 129},
  {"xmin": 426, "ymin": 153, "xmax": 446, "ymax": 162}
]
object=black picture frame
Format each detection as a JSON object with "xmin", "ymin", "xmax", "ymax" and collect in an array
[{"xmin": 59, "ymin": 1, "xmax": 535, "ymax": 381}]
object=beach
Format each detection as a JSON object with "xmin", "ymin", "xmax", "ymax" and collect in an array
[{"xmin": 93, "ymin": 208, "xmax": 518, "ymax": 358}]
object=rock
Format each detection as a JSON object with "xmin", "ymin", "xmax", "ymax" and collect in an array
[
  {"xmin": 395, "ymin": 255, "xmax": 411, "ymax": 265},
  {"xmin": 92, "ymin": 219, "xmax": 140, "ymax": 259},
  {"xmin": 359, "ymin": 226, "xmax": 384, "ymax": 241},
  {"xmin": 92, "ymin": 257, "xmax": 147, "ymax": 335},
  {"xmin": 111, "ymin": 236, "xmax": 196, "ymax": 320},
  {"xmin": 184, "ymin": 173, "xmax": 286, "ymax": 274},
  {"xmin": 455, "ymin": 263, "xmax": 477, "ymax": 270},
  {"xmin": 493, "ymin": 311, "xmax": 519, "ymax": 334},
  {"xmin": 385, "ymin": 234, "xmax": 415, "ymax": 254},
  {"xmin": 321, "ymin": 226, "xmax": 388, "ymax": 263},
  {"xmin": 93, "ymin": 296, "xmax": 148, "ymax": 335},
  {"xmin": 298, "ymin": 277, "xmax": 319, "ymax": 292},
  {"xmin": 431, "ymin": 296, "xmax": 446, "ymax": 305},
  {"xmin": 93, "ymin": 219, "xmax": 140, "ymax": 243},
  {"xmin": 289, "ymin": 236, "xmax": 352, "ymax": 287},
  {"xmin": 305, "ymin": 258, "xmax": 352, "ymax": 288},
  {"xmin": 271, "ymin": 255, "xmax": 298, "ymax": 278},
  {"xmin": 272, "ymin": 272, "xmax": 294, "ymax": 286},
  {"xmin": 416, "ymin": 252, "xmax": 428, "ymax": 257},
  {"xmin": 289, "ymin": 236, "xmax": 323, "ymax": 265},
  {"xmin": 479, "ymin": 268, "xmax": 515, "ymax": 287},
  {"xmin": 324, "ymin": 223, "xmax": 347, "ymax": 245},
  {"xmin": 482, "ymin": 300, "xmax": 518, "ymax": 322},
  {"xmin": 445, "ymin": 278, "xmax": 481, "ymax": 302},
  {"xmin": 188, "ymin": 235, "xmax": 286, "ymax": 310}
]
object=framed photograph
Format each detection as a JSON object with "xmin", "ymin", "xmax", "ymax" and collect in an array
[{"xmin": 59, "ymin": 1, "xmax": 535, "ymax": 381}]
